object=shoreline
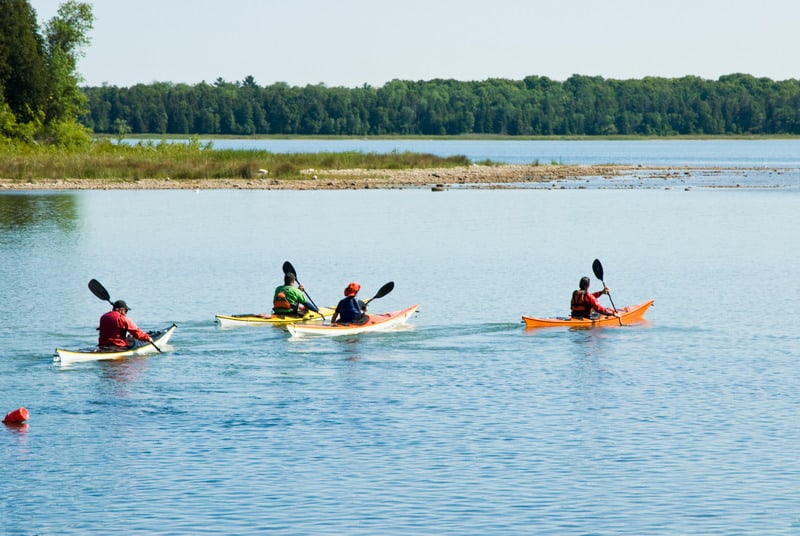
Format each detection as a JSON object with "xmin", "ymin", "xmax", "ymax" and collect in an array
[{"xmin": 0, "ymin": 164, "xmax": 769, "ymax": 190}]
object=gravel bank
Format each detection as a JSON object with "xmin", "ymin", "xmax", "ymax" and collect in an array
[{"xmin": 0, "ymin": 164, "xmax": 692, "ymax": 190}]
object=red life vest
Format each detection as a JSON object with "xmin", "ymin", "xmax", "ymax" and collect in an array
[
  {"xmin": 571, "ymin": 290, "xmax": 592, "ymax": 318},
  {"xmin": 273, "ymin": 291, "xmax": 293, "ymax": 312}
]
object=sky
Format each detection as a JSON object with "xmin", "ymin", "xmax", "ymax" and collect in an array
[{"xmin": 28, "ymin": 0, "xmax": 800, "ymax": 88}]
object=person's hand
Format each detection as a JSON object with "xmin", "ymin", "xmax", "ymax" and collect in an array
[
  {"xmin": 298, "ymin": 284, "xmax": 305, "ymax": 291},
  {"xmin": 603, "ymin": 287, "xmax": 611, "ymax": 294}
]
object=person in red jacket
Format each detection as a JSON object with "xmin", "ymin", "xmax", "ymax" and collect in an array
[
  {"xmin": 98, "ymin": 300, "xmax": 153, "ymax": 349},
  {"xmin": 570, "ymin": 277, "xmax": 621, "ymax": 319}
]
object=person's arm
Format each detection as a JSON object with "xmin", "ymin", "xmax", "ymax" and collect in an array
[
  {"xmin": 124, "ymin": 317, "xmax": 152, "ymax": 341},
  {"xmin": 586, "ymin": 293, "xmax": 615, "ymax": 316}
]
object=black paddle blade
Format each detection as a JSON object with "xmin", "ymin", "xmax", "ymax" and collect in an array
[
  {"xmin": 592, "ymin": 259, "xmax": 604, "ymax": 281},
  {"xmin": 371, "ymin": 281, "xmax": 395, "ymax": 301},
  {"xmin": 88, "ymin": 279, "xmax": 111, "ymax": 302},
  {"xmin": 282, "ymin": 261, "xmax": 296, "ymax": 278}
]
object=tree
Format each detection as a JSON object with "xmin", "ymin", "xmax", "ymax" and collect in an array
[
  {"xmin": 0, "ymin": 0, "xmax": 48, "ymax": 123},
  {"xmin": 0, "ymin": 0, "xmax": 94, "ymax": 145},
  {"xmin": 42, "ymin": 1, "xmax": 93, "ymax": 125}
]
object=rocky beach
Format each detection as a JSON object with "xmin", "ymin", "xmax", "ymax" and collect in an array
[{"xmin": 0, "ymin": 164, "xmax": 688, "ymax": 190}]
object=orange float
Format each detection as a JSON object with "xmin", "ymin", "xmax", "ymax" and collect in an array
[{"xmin": 3, "ymin": 407, "xmax": 29, "ymax": 424}]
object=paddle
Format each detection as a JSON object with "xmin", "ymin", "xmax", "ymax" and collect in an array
[
  {"xmin": 88, "ymin": 279, "xmax": 162, "ymax": 352},
  {"xmin": 282, "ymin": 260, "xmax": 323, "ymax": 318},
  {"xmin": 592, "ymin": 259, "xmax": 622, "ymax": 326},
  {"xmin": 364, "ymin": 281, "xmax": 394, "ymax": 304}
]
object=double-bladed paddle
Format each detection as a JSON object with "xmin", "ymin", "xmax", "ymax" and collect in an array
[
  {"xmin": 282, "ymin": 261, "xmax": 323, "ymax": 318},
  {"xmin": 88, "ymin": 278, "xmax": 162, "ymax": 352},
  {"xmin": 591, "ymin": 259, "xmax": 622, "ymax": 326}
]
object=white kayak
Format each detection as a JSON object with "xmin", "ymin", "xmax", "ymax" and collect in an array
[
  {"xmin": 54, "ymin": 324, "xmax": 176, "ymax": 365},
  {"xmin": 287, "ymin": 305, "xmax": 419, "ymax": 338}
]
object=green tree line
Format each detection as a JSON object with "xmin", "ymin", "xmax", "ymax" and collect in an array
[
  {"xmin": 4, "ymin": 1, "xmax": 800, "ymax": 144},
  {"xmin": 82, "ymin": 73, "xmax": 800, "ymax": 137},
  {"xmin": 0, "ymin": 0, "xmax": 93, "ymax": 146}
]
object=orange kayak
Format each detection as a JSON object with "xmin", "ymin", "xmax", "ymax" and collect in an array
[{"xmin": 522, "ymin": 300, "xmax": 654, "ymax": 328}]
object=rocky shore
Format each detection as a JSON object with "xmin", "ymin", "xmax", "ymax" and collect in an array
[{"xmin": 0, "ymin": 164, "xmax": 643, "ymax": 190}]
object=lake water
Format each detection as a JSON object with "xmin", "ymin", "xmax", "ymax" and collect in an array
[
  {"xmin": 2, "ymin": 141, "xmax": 800, "ymax": 534},
  {"xmin": 199, "ymin": 138, "xmax": 800, "ymax": 168}
]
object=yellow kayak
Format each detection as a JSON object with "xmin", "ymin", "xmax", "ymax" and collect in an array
[{"xmin": 215, "ymin": 307, "xmax": 335, "ymax": 327}]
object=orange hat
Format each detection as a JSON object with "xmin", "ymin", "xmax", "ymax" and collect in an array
[{"xmin": 344, "ymin": 282, "xmax": 360, "ymax": 297}]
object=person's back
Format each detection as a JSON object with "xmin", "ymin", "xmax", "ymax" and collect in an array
[
  {"xmin": 571, "ymin": 289, "xmax": 594, "ymax": 318},
  {"xmin": 335, "ymin": 297, "xmax": 365, "ymax": 323},
  {"xmin": 570, "ymin": 276, "xmax": 616, "ymax": 318},
  {"xmin": 273, "ymin": 273, "xmax": 309, "ymax": 316},
  {"xmin": 98, "ymin": 300, "xmax": 150, "ymax": 348},
  {"xmin": 99, "ymin": 309, "xmax": 128, "ymax": 346},
  {"xmin": 273, "ymin": 286, "xmax": 307, "ymax": 315}
]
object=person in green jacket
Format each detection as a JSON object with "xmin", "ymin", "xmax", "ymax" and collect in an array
[{"xmin": 272, "ymin": 272, "xmax": 319, "ymax": 316}]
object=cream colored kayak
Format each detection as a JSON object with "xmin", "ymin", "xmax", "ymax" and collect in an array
[
  {"xmin": 287, "ymin": 305, "xmax": 419, "ymax": 338},
  {"xmin": 54, "ymin": 324, "xmax": 176, "ymax": 364}
]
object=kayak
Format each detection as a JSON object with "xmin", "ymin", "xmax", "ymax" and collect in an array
[
  {"xmin": 287, "ymin": 305, "xmax": 419, "ymax": 338},
  {"xmin": 522, "ymin": 300, "xmax": 654, "ymax": 328},
  {"xmin": 54, "ymin": 324, "xmax": 177, "ymax": 365},
  {"xmin": 215, "ymin": 307, "xmax": 335, "ymax": 327}
]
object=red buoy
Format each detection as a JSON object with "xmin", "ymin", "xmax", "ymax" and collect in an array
[{"xmin": 3, "ymin": 407, "xmax": 29, "ymax": 424}]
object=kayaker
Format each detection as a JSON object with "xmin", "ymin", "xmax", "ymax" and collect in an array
[
  {"xmin": 570, "ymin": 277, "xmax": 621, "ymax": 319},
  {"xmin": 331, "ymin": 282, "xmax": 368, "ymax": 324},
  {"xmin": 98, "ymin": 300, "xmax": 153, "ymax": 349},
  {"xmin": 272, "ymin": 272, "xmax": 320, "ymax": 317}
]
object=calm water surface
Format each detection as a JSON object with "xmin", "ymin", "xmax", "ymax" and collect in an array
[
  {"xmin": 198, "ymin": 138, "xmax": 800, "ymax": 167},
  {"xmin": 1, "ymin": 150, "xmax": 800, "ymax": 534}
]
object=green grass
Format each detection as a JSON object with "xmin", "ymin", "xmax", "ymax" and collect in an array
[{"xmin": 0, "ymin": 138, "xmax": 472, "ymax": 182}]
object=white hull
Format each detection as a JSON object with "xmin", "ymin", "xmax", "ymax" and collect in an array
[
  {"xmin": 287, "ymin": 306, "xmax": 418, "ymax": 338},
  {"xmin": 54, "ymin": 324, "xmax": 176, "ymax": 365}
]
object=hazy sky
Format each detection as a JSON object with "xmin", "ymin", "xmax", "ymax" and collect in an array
[{"xmin": 29, "ymin": 0, "xmax": 800, "ymax": 88}]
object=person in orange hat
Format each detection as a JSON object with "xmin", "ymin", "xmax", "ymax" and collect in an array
[{"xmin": 331, "ymin": 282, "xmax": 368, "ymax": 324}]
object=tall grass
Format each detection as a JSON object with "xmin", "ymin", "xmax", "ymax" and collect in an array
[{"xmin": 0, "ymin": 139, "xmax": 472, "ymax": 182}]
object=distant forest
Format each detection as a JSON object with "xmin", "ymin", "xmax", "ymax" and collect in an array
[{"xmin": 81, "ymin": 74, "xmax": 800, "ymax": 137}]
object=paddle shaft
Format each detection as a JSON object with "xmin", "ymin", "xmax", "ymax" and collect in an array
[
  {"xmin": 88, "ymin": 279, "xmax": 162, "ymax": 352},
  {"xmin": 591, "ymin": 259, "xmax": 622, "ymax": 326}
]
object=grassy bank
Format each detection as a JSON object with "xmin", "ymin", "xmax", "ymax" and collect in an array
[{"xmin": 0, "ymin": 138, "xmax": 471, "ymax": 182}]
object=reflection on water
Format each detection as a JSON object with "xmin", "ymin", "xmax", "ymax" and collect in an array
[
  {"xmin": 0, "ymin": 192, "xmax": 78, "ymax": 233},
  {"xmin": 101, "ymin": 357, "xmax": 149, "ymax": 385}
]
